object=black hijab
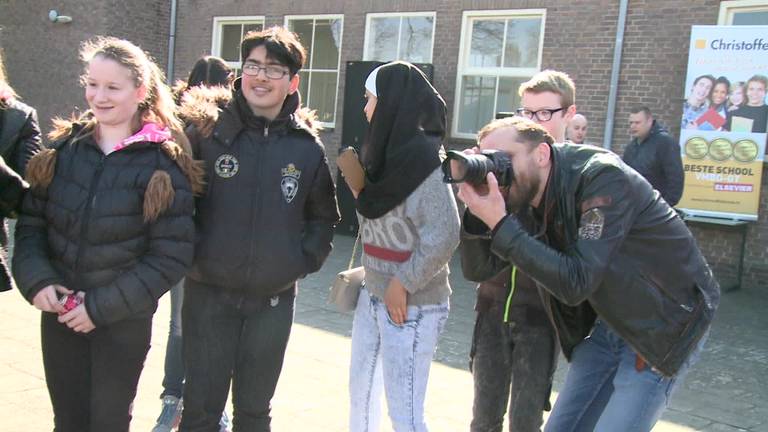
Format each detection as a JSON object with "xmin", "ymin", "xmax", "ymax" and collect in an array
[{"xmin": 355, "ymin": 61, "xmax": 447, "ymax": 219}]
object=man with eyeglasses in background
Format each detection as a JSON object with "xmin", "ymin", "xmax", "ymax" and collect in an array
[
  {"xmin": 178, "ymin": 26, "xmax": 340, "ymax": 431},
  {"xmin": 463, "ymin": 70, "xmax": 575, "ymax": 431}
]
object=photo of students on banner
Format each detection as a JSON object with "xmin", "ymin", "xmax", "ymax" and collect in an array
[
  {"xmin": 682, "ymin": 73, "xmax": 768, "ymax": 133},
  {"xmin": 678, "ymin": 25, "xmax": 768, "ymax": 221}
]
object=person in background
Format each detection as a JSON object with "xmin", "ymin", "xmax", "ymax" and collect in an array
[
  {"xmin": 153, "ymin": 54, "xmax": 234, "ymax": 432},
  {"xmin": 346, "ymin": 61, "xmax": 460, "ymax": 432},
  {"xmin": 12, "ymin": 36, "xmax": 201, "ymax": 432},
  {"xmin": 0, "ymin": 48, "xmax": 42, "ymax": 295},
  {"xmin": 566, "ymin": 113, "xmax": 588, "ymax": 144},
  {"xmin": 624, "ymin": 106, "xmax": 684, "ymax": 206}
]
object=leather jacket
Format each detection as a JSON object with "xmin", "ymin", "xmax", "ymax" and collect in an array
[{"xmin": 472, "ymin": 142, "xmax": 719, "ymax": 376}]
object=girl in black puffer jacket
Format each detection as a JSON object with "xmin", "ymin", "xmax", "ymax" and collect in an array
[{"xmin": 12, "ymin": 37, "xmax": 203, "ymax": 432}]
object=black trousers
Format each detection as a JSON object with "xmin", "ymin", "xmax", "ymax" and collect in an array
[
  {"xmin": 180, "ymin": 280, "xmax": 295, "ymax": 432},
  {"xmin": 470, "ymin": 303, "xmax": 558, "ymax": 432},
  {"xmin": 41, "ymin": 312, "xmax": 152, "ymax": 432}
]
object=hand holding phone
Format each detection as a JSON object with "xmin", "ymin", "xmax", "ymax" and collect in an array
[{"xmin": 337, "ymin": 147, "xmax": 365, "ymax": 195}]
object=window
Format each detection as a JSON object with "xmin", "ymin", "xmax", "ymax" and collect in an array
[
  {"xmin": 719, "ymin": 0, "xmax": 768, "ymax": 24},
  {"xmin": 364, "ymin": 12, "xmax": 436, "ymax": 63},
  {"xmin": 452, "ymin": 10, "xmax": 545, "ymax": 139},
  {"xmin": 286, "ymin": 15, "xmax": 343, "ymax": 128},
  {"xmin": 211, "ymin": 17, "xmax": 265, "ymax": 76}
]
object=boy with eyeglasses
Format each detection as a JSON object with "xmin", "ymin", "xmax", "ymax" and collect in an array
[
  {"xmin": 465, "ymin": 70, "xmax": 575, "ymax": 431},
  {"xmin": 178, "ymin": 26, "xmax": 340, "ymax": 431}
]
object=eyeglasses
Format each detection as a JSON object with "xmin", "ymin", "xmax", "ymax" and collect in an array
[
  {"xmin": 516, "ymin": 107, "xmax": 566, "ymax": 122},
  {"xmin": 242, "ymin": 63, "xmax": 290, "ymax": 80}
]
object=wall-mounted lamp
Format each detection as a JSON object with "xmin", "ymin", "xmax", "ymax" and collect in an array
[{"xmin": 49, "ymin": 10, "xmax": 73, "ymax": 24}]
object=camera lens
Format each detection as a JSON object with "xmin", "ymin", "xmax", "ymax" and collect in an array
[{"xmin": 441, "ymin": 150, "xmax": 514, "ymax": 186}]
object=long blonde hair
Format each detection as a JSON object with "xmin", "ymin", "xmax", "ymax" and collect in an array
[
  {"xmin": 50, "ymin": 37, "xmax": 190, "ymax": 152},
  {"xmin": 0, "ymin": 48, "xmax": 19, "ymax": 108}
]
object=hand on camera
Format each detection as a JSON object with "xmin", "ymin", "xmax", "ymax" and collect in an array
[{"xmin": 457, "ymin": 172, "xmax": 507, "ymax": 231}]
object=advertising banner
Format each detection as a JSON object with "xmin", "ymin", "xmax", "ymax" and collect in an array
[{"xmin": 678, "ymin": 25, "xmax": 768, "ymax": 220}]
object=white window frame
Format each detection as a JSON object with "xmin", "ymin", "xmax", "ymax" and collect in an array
[
  {"xmin": 363, "ymin": 11, "xmax": 437, "ymax": 63},
  {"xmin": 285, "ymin": 14, "xmax": 344, "ymax": 129},
  {"xmin": 451, "ymin": 9, "xmax": 546, "ymax": 140},
  {"xmin": 211, "ymin": 16, "xmax": 266, "ymax": 71},
  {"xmin": 719, "ymin": 0, "xmax": 768, "ymax": 24}
]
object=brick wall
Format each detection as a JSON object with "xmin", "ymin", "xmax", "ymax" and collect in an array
[{"xmin": 0, "ymin": 1, "xmax": 170, "ymax": 134}]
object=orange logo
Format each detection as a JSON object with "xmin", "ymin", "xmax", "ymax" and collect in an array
[{"xmin": 695, "ymin": 39, "xmax": 707, "ymax": 49}]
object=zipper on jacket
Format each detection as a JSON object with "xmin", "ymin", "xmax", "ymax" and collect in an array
[
  {"xmin": 243, "ymin": 134, "xmax": 265, "ymax": 289},
  {"xmin": 263, "ymin": 123, "xmax": 269, "ymax": 138},
  {"xmin": 72, "ymin": 154, "xmax": 107, "ymax": 284}
]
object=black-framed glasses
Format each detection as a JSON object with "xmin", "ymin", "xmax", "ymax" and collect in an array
[
  {"xmin": 516, "ymin": 107, "xmax": 566, "ymax": 122},
  {"xmin": 241, "ymin": 63, "xmax": 290, "ymax": 80}
]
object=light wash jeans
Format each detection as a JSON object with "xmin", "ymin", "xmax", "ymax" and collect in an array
[
  {"xmin": 544, "ymin": 320, "xmax": 707, "ymax": 432},
  {"xmin": 349, "ymin": 288, "xmax": 449, "ymax": 432}
]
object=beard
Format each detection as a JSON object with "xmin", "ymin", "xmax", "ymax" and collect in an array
[{"xmin": 505, "ymin": 172, "xmax": 540, "ymax": 213}]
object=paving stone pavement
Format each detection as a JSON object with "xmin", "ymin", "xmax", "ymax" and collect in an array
[{"xmin": 1, "ymin": 233, "xmax": 766, "ymax": 431}]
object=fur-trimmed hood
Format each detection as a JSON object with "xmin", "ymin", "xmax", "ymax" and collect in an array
[
  {"xmin": 27, "ymin": 120, "xmax": 204, "ymax": 222},
  {"xmin": 179, "ymin": 85, "xmax": 321, "ymax": 139}
]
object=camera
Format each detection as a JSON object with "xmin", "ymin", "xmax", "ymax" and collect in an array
[{"xmin": 441, "ymin": 150, "xmax": 514, "ymax": 187}]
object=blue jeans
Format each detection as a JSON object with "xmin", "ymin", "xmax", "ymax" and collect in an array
[
  {"xmin": 161, "ymin": 280, "xmax": 185, "ymax": 398},
  {"xmin": 349, "ymin": 288, "xmax": 449, "ymax": 432},
  {"xmin": 544, "ymin": 320, "xmax": 707, "ymax": 432},
  {"xmin": 180, "ymin": 280, "xmax": 294, "ymax": 432}
]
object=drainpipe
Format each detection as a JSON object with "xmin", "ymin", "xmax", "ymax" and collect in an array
[
  {"xmin": 166, "ymin": 0, "xmax": 178, "ymax": 84},
  {"xmin": 602, "ymin": 0, "xmax": 629, "ymax": 149}
]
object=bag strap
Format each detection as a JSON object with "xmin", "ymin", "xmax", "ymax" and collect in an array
[{"xmin": 347, "ymin": 230, "xmax": 361, "ymax": 270}]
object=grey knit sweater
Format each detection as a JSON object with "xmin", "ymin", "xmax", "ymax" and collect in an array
[{"xmin": 358, "ymin": 168, "xmax": 460, "ymax": 306}]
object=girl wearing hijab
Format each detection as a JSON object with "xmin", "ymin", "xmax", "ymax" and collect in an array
[{"xmin": 347, "ymin": 61, "xmax": 460, "ymax": 432}]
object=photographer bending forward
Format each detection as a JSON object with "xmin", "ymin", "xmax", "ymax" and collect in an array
[{"xmin": 457, "ymin": 117, "xmax": 718, "ymax": 432}]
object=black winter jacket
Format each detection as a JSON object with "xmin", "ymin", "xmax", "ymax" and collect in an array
[
  {"xmin": 461, "ymin": 211, "xmax": 550, "ymax": 327},
  {"xmin": 465, "ymin": 142, "xmax": 719, "ymax": 376},
  {"xmin": 1, "ymin": 98, "xmax": 42, "ymax": 293},
  {"xmin": 180, "ymin": 86, "xmax": 340, "ymax": 297},
  {"xmin": 12, "ymin": 123, "xmax": 200, "ymax": 326},
  {"xmin": 622, "ymin": 120, "xmax": 684, "ymax": 206}
]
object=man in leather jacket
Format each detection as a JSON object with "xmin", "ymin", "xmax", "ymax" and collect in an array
[{"xmin": 457, "ymin": 116, "xmax": 719, "ymax": 432}]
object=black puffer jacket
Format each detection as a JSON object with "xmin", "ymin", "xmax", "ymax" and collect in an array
[
  {"xmin": 180, "ymin": 86, "xmax": 340, "ymax": 297},
  {"xmin": 472, "ymin": 142, "xmax": 719, "ymax": 376},
  {"xmin": 1, "ymin": 98, "xmax": 42, "ymax": 293},
  {"xmin": 622, "ymin": 120, "xmax": 684, "ymax": 206},
  {"xmin": 12, "ymin": 122, "xmax": 202, "ymax": 326}
]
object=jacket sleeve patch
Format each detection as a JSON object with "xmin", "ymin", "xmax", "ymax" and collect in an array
[
  {"xmin": 578, "ymin": 207, "xmax": 605, "ymax": 240},
  {"xmin": 580, "ymin": 195, "xmax": 612, "ymax": 213}
]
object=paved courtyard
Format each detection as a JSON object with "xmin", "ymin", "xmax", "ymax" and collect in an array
[{"xmin": 1, "ymin": 234, "xmax": 767, "ymax": 431}]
